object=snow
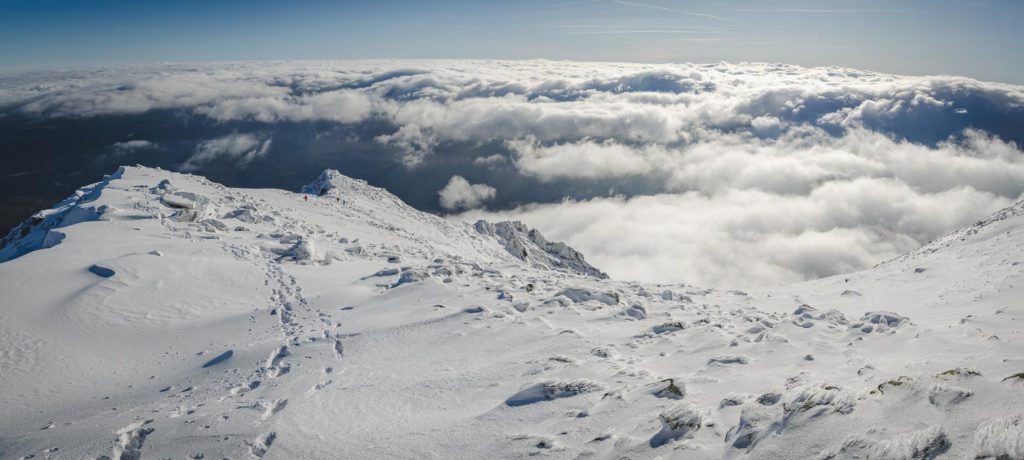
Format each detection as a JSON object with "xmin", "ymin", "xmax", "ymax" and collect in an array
[{"xmin": 0, "ymin": 165, "xmax": 1023, "ymax": 459}]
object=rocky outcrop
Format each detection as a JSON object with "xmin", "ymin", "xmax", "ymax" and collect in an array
[{"xmin": 474, "ymin": 220, "xmax": 608, "ymax": 279}]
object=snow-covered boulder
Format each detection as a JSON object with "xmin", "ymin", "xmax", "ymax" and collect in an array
[{"xmin": 556, "ymin": 287, "xmax": 619, "ymax": 305}]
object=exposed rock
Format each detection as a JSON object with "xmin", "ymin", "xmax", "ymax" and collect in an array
[{"xmin": 474, "ymin": 220, "xmax": 608, "ymax": 279}]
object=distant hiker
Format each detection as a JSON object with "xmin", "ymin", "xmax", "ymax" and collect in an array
[{"xmin": 304, "ymin": 195, "xmax": 308, "ymax": 202}]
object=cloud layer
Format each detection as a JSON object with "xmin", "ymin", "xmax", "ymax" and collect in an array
[{"xmin": 2, "ymin": 60, "xmax": 1023, "ymax": 287}]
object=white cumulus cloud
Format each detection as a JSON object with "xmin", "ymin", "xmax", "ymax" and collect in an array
[
  {"xmin": 439, "ymin": 176, "xmax": 496, "ymax": 211},
  {"xmin": 180, "ymin": 133, "xmax": 272, "ymax": 172},
  {"xmin": 111, "ymin": 139, "xmax": 158, "ymax": 154}
]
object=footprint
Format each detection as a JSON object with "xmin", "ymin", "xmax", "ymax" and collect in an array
[
  {"xmin": 265, "ymin": 345, "xmax": 290, "ymax": 378},
  {"xmin": 250, "ymin": 431, "xmax": 276, "ymax": 458},
  {"xmin": 306, "ymin": 380, "xmax": 333, "ymax": 396},
  {"xmin": 112, "ymin": 419, "xmax": 154, "ymax": 460},
  {"xmin": 230, "ymin": 379, "xmax": 262, "ymax": 395},
  {"xmin": 260, "ymin": 399, "xmax": 287, "ymax": 420}
]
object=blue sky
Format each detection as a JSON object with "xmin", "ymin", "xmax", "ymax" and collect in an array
[{"xmin": 1, "ymin": 0, "xmax": 1022, "ymax": 83}]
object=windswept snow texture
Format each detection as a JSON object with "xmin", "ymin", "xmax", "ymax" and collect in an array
[
  {"xmin": 3, "ymin": 60, "xmax": 1024, "ymax": 286},
  {"xmin": 1, "ymin": 166, "xmax": 1024, "ymax": 458}
]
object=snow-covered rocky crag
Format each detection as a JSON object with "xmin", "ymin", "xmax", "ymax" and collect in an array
[{"xmin": 1, "ymin": 167, "xmax": 1023, "ymax": 459}]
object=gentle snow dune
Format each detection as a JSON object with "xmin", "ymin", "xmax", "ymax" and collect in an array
[{"xmin": 0, "ymin": 166, "xmax": 1023, "ymax": 459}]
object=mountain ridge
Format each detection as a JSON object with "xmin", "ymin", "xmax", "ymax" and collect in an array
[{"xmin": 0, "ymin": 166, "xmax": 607, "ymax": 280}]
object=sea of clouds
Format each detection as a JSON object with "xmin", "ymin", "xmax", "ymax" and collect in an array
[{"xmin": 2, "ymin": 60, "xmax": 1023, "ymax": 287}]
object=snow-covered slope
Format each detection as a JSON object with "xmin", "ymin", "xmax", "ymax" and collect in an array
[{"xmin": 1, "ymin": 166, "xmax": 1022, "ymax": 459}]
